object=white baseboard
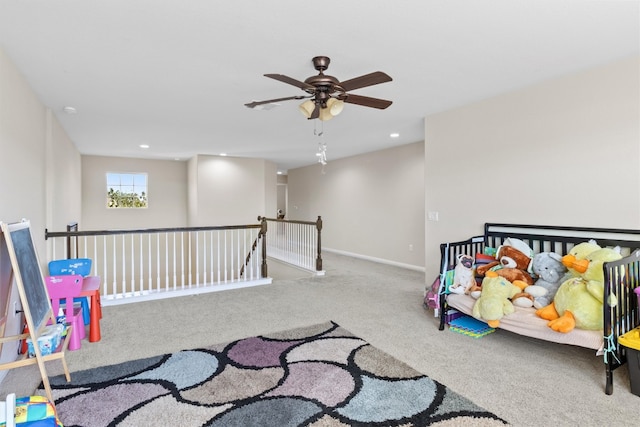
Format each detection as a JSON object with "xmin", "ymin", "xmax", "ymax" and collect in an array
[{"xmin": 322, "ymin": 247, "xmax": 425, "ymax": 272}]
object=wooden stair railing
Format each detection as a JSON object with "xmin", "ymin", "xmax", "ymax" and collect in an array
[
  {"xmin": 240, "ymin": 217, "xmax": 267, "ymax": 278},
  {"xmin": 258, "ymin": 215, "xmax": 323, "ymax": 273}
]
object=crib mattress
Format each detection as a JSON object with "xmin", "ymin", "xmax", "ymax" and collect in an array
[{"xmin": 446, "ymin": 294, "xmax": 604, "ymax": 353}]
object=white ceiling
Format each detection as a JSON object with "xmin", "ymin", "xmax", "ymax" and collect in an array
[{"xmin": 1, "ymin": 1, "xmax": 638, "ymax": 173}]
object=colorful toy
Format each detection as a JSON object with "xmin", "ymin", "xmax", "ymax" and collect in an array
[{"xmin": 0, "ymin": 394, "xmax": 63, "ymax": 427}]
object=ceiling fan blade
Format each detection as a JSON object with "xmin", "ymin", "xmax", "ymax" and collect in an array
[
  {"xmin": 309, "ymin": 103, "xmax": 320, "ymax": 120},
  {"xmin": 339, "ymin": 71, "xmax": 392, "ymax": 92},
  {"xmin": 343, "ymin": 93, "xmax": 392, "ymax": 109},
  {"xmin": 264, "ymin": 74, "xmax": 316, "ymax": 91},
  {"xmin": 244, "ymin": 95, "xmax": 308, "ymax": 109}
]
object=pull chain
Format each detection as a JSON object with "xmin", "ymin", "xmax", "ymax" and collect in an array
[{"xmin": 312, "ymin": 119, "xmax": 326, "ymax": 173}]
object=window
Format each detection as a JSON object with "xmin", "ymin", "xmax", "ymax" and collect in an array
[{"xmin": 106, "ymin": 173, "xmax": 148, "ymax": 208}]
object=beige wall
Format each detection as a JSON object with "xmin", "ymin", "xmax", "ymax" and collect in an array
[
  {"xmin": 81, "ymin": 156, "xmax": 188, "ymax": 230},
  {"xmin": 1, "ymin": 48, "xmax": 46, "ymax": 251},
  {"xmin": 81, "ymin": 153, "xmax": 278, "ymax": 230},
  {"xmin": 424, "ymin": 55, "xmax": 640, "ymax": 281},
  {"xmin": 47, "ymin": 111, "xmax": 82, "ymax": 232},
  {"xmin": 263, "ymin": 161, "xmax": 278, "ymax": 222},
  {"xmin": 0, "ymin": 48, "xmax": 82, "ymax": 376},
  {"xmin": 288, "ymin": 142, "xmax": 425, "ymax": 269},
  {"xmin": 187, "ymin": 155, "xmax": 277, "ymax": 226}
]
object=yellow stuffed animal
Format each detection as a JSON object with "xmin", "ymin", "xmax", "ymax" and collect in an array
[
  {"xmin": 561, "ymin": 240, "xmax": 601, "ymax": 277},
  {"xmin": 537, "ymin": 246, "xmax": 622, "ymax": 332},
  {"xmin": 472, "ymin": 271, "xmax": 527, "ymax": 328}
]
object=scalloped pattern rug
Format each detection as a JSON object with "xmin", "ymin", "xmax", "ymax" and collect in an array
[{"xmin": 40, "ymin": 321, "xmax": 507, "ymax": 426}]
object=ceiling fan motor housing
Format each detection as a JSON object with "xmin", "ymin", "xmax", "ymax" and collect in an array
[
  {"xmin": 312, "ymin": 56, "xmax": 330, "ymax": 72},
  {"xmin": 305, "ymin": 77, "xmax": 340, "ymax": 107}
]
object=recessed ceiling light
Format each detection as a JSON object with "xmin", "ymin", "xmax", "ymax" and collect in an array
[
  {"xmin": 63, "ymin": 106, "xmax": 77, "ymax": 114},
  {"xmin": 277, "ymin": 171, "xmax": 283, "ymax": 175},
  {"xmin": 220, "ymin": 153, "xmax": 227, "ymax": 156},
  {"xmin": 139, "ymin": 144, "xmax": 150, "ymax": 149},
  {"xmin": 390, "ymin": 133, "xmax": 400, "ymax": 138}
]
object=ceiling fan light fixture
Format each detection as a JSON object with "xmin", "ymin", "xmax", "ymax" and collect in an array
[
  {"xmin": 299, "ymin": 100, "xmax": 315, "ymax": 118},
  {"xmin": 328, "ymin": 98, "xmax": 344, "ymax": 116},
  {"xmin": 318, "ymin": 105, "xmax": 334, "ymax": 121}
]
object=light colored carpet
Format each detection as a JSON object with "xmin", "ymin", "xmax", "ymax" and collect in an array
[
  {"xmin": 2, "ymin": 253, "xmax": 638, "ymax": 426},
  {"xmin": 39, "ymin": 321, "xmax": 507, "ymax": 426}
]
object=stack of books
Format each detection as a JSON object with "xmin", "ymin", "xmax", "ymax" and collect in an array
[{"xmin": 448, "ymin": 315, "xmax": 495, "ymax": 338}]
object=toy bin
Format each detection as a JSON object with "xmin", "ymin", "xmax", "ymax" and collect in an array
[{"xmin": 618, "ymin": 325, "xmax": 640, "ymax": 397}]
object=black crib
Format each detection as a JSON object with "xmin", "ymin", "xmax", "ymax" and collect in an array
[{"xmin": 437, "ymin": 223, "xmax": 640, "ymax": 395}]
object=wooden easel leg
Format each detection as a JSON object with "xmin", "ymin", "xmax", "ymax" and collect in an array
[
  {"xmin": 35, "ymin": 352, "xmax": 55, "ymax": 409},
  {"xmin": 60, "ymin": 357, "xmax": 71, "ymax": 383}
]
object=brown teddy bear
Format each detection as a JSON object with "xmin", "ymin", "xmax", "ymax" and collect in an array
[
  {"xmin": 497, "ymin": 245, "xmax": 533, "ymax": 271},
  {"xmin": 476, "ymin": 245, "xmax": 534, "ymax": 285},
  {"xmin": 475, "ymin": 241, "xmax": 535, "ymax": 307}
]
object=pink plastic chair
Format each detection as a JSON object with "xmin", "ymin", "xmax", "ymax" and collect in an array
[
  {"xmin": 45, "ymin": 275, "xmax": 86, "ymax": 351},
  {"xmin": 48, "ymin": 258, "xmax": 102, "ymax": 342}
]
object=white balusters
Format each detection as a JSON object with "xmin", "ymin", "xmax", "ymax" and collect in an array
[{"xmin": 46, "ymin": 224, "xmax": 269, "ymax": 304}]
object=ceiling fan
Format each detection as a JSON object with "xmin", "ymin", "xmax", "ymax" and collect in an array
[{"xmin": 244, "ymin": 56, "xmax": 392, "ymax": 121}]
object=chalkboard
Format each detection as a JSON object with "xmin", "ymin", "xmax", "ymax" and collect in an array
[
  {"xmin": 0, "ymin": 220, "xmax": 65, "ymax": 406},
  {"xmin": 3, "ymin": 221, "xmax": 51, "ymax": 332}
]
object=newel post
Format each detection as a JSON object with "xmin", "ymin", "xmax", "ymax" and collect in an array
[
  {"xmin": 260, "ymin": 216, "xmax": 268, "ymax": 277},
  {"xmin": 316, "ymin": 216, "xmax": 323, "ymax": 271},
  {"xmin": 66, "ymin": 222, "xmax": 79, "ymax": 259}
]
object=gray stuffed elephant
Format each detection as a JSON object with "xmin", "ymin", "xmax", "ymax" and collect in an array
[{"xmin": 524, "ymin": 252, "xmax": 568, "ymax": 309}]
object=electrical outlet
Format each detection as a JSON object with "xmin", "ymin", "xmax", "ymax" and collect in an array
[{"xmin": 428, "ymin": 211, "xmax": 439, "ymax": 221}]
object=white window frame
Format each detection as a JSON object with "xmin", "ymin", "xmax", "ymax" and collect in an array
[{"xmin": 106, "ymin": 172, "xmax": 148, "ymax": 208}]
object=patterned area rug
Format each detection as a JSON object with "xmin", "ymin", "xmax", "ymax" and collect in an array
[{"xmin": 40, "ymin": 321, "xmax": 507, "ymax": 426}]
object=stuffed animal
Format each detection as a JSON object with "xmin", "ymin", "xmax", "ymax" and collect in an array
[
  {"xmin": 501, "ymin": 237, "xmax": 534, "ymax": 260},
  {"xmin": 476, "ymin": 242, "xmax": 534, "ymax": 286},
  {"xmin": 511, "ymin": 290, "xmax": 535, "ymax": 308},
  {"xmin": 449, "ymin": 254, "xmax": 476, "ymax": 295},
  {"xmin": 536, "ymin": 247, "xmax": 622, "ymax": 333},
  {"xmin": 476, "ymin": 238, "xmax": 532, "ymax": 271},
  {"xmin": 472, "ymin": 271, "xmax": 527, "ymax": 328},
  {"xmin": 562, "ymin": 240, "xmax": 601, "ymax": 277},
  {"xmin": 523, "ymin": 252, "xmax": 568, "ymax": 309},
  {"xmin": 496, "ymin": 243, "xmax": 533, "ymax": 272},
  {"xmin": 493, "ymin": 267, "xmax": 534, "ymax": 286}
]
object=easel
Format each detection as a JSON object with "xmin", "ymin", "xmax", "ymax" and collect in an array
[{"xmin": 0, "ymin": 220, "xmax": 72, "ymax": 407}]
